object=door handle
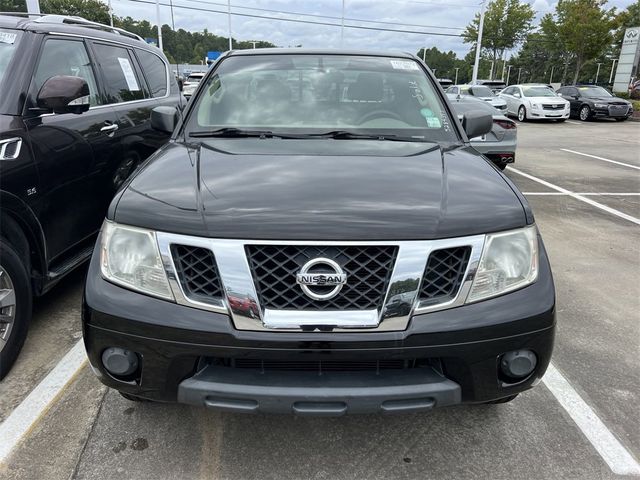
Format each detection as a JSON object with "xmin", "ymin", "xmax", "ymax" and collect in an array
[{"xmin": 100, "ymin": 123, "xmax": 119, "ymax": 137}]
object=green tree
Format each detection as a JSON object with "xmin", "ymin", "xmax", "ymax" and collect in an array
[
  {"xmin": 39, "ymin": 0, "xmax": 111, "ymax": 24},
  {"xmin": 543, "ymin": 0, "xmax": 616, "ymax": 84},
  {"xmin": 0, "ymin": 0, "xmax": 26, "ymax": 12},
  {"xmin": 463, "ymin": 0, "xmax": 535, "ymax": 78}
]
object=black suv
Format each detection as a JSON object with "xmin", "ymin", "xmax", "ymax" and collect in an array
[
  {"xmin": 83, "ymin": 50, "xmax": 555, "ymax": 415},
  {"xmin": 0, "ymin": 14, "xmax": 182, "ymax": 378},
  {"xmin": 557, "ymin": 85, "xmax": 633, "ymax": 121}
]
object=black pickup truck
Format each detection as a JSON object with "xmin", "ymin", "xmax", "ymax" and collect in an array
[{"xmin": 83, "ymin": 49, "xmax": 555, "ymax": 415}]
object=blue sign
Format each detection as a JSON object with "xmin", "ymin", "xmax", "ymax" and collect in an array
[{"xmin": 207, "ymin": 51, "xmax": 222, "ymax": 61}]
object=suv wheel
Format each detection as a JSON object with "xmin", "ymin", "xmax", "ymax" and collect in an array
[
  {"xmin": 517, "ymin": 106, "xmax": 526, "ymax": 122},
  {"xmin": 0, "ymin": 242, "xmax": 32, "ymax": 380},
  {"xmin": 579, "ymin": 105, "xmax": 591, "ymax": 121}
]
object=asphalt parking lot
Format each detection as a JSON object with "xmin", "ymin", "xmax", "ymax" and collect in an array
[{"xmin": 0, "ymin": 119, "xmax": 638, "ymax": 480}]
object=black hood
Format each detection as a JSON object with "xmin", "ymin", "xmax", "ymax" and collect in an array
[
  {"xmin": 112, "ymin": 139, "xmax": 529, "ymax": 240},
  {"xmin": 587, "ymin": 96, "xmax": 629, "ymax": 104}
]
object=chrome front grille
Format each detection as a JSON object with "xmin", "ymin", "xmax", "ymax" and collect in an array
[
  {"xmin": 542, "ymin": 104, "xmax": 564, "ymax": 110},
  {"xmin": 246, "ymin": 245, "xmax": 397, "ymax": 311},
  {"xmin": 157, "ymin": 234, "xmax": 486, "ymax": 332}
]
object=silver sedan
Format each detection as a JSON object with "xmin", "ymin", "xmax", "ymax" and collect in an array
[
  {"xmin": 447, "ymin": 94, "xmax": 517, "ymax": 170},
  {"xmin": 446, "ymin": 84, "xmax": 508, "ymax": 113}
]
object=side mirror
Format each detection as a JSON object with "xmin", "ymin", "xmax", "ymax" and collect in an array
[
  {"xmin": 151, "ymin": 106, "xmax": 178, "ymax": 133},
  {"xmin": 36, "ymin": 76, "xmax": 90, "ymax": 114},
  {"xmin": 462, "ymin": 110, "xmax": 493, "ymax": 139}
]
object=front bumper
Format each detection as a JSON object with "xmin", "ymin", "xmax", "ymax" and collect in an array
[
  {"xmin": 83, "ymin": 239, "xmax": 556, "ymax": 414},
  {"xmin": 529, "ymin": 108, "xmax": 569, "ymax": 120}
]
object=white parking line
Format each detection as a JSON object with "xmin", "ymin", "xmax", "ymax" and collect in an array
[
  {"xmin": 565, "ymin": 120, "xmax": 583, "ymax": 125},
  {"xmin": 508, "ymin": 167, "xmax": 640, "ymax": 225},
  {"xmin": 0, "ymin": 339, "xmax": 87, "ymax": 465},
  {"xmin": 561, "ymin": 148, "xmax": 640, "ymax": 171},
  {"xmin": 523, "ymin": 192, "xmax": 640, "ymax": 196},
  {"xmin": 543, "ymin": 364, "xmax": 640, "ymax": 476}
]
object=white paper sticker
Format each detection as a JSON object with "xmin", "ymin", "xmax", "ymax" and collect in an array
[
  {"xmin": 0, "ymin": 32, "xmax": 17, "ymax": 44},
  {"xmin": 426, "ymin": 117, "xmax": 441, "ymax": 128},
  {"xmin": 390, "ymin": 60, "xmax": 420, "ymax": 71},
  {"xmin": 117, "ymin": 57, "xmax": 140, "ymax": 91}
]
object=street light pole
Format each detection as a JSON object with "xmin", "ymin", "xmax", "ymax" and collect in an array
[
  {"xmin": 595, "ymin": 62, "xmax": 602, "ymax": 84},
  {"xmin": 423, "ymin": 47, "xmax": 427, "ymax": 63},
  {"xmin": 471, "ymin": 0, "xmax": 486, "ymax": 83},
  {"xmin": 155, "ymin": 0, "xmax": 163, "ymax": 50},
  {"xmin": 549, "ymin": 65, "xmax": 554, "ymax": 84},
  {"xmin": 489, "ymin": 60, "xmax": 494, "ymax": 80},
  {"xmin": 609, "ymin": 59, "xmax": 618, "ymax": 84},
  {"xmin": 227, "ymin": 0, "xmax": 232, "ymax": 51},
  {"xmin": 517, "ymin": 67, "xmax": 522, "ymax": 84},
  {"xmin": 506, "ymin": 65, "xmax": 512, "ymax": 85},
  {"xmin": 454, "ymin": 67, "xmax": 459, "ymax": 84},
  {"xmin": 501, "ymin": 59, "xmax": 506, "ymax": 81},
  {"xmin": 108, "ymin": 0, "xmax": 113, "ymax": 27},
  {"xmin": 340, "ymin": 0, "xmax": 345, "ymax": 47},
  {"xmin": 251, "ymin": 41, "xmax": 257, "ymax": 49}
]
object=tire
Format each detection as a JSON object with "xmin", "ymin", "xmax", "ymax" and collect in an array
[
  {"xmin": 0, "ymin": 242, "xmax": 32, "ymax": 380},
  {"xmin": 579, "ymin": 105, "xmax": 591, "ymax": 121},
  {"xmin": 517, "ymin": 105, "xmax": 526, "ymax": 122},
  {"xmin": 484, "ymin": 394, "xmax": 519, "ymax": 404}
]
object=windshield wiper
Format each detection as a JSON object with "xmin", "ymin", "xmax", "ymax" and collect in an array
[
  {"xmin": 302, "ymin": 130, "xmax": 431, "ymax": 142},
  {"xmin": 189, "ymin": 128, "xmax": 277, "ymax": 138}
]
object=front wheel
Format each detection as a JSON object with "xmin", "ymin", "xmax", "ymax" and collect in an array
[
  {"xmin": 579, "ymin": 105, "xmax": 591, "ymax": 121},
  {"xmin": 517, "ymin": 106, "xmax": 527, "ymax": 122},
  {"xmin": 0, "ymin": 242, "xmax": 32, "ymax": 380}
]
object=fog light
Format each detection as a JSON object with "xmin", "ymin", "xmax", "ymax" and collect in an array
[
  {"xmin": 500, "ymin": 350, "xmax": 537, "ymax": 379},
  {"xmin": 102, "ymin": 347, "xmax": 139, "ymax": 377}
]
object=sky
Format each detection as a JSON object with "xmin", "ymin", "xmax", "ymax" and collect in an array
[{"xmin": 110, "ymin": 0, "xmax": 637, "ymax": 57}]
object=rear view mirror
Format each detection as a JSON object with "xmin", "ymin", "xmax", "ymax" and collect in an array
[
  {"xmin": 462, "ymin": 110, "xmax": 493, "ymax": 139},
  {"xmin": 151, "ymin": 106, "xmax": 178, "ymax": 133},
  {"xmin": 37, "ymin": 75, "xmax": 90, "ymax": 114}
]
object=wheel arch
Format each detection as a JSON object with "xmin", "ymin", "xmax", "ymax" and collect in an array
[{"xmin": 0, "ymin": 191, "xmax": 47, "ymax": 295}]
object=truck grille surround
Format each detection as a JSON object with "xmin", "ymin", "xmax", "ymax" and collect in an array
[
  {"xmin": 246, "ymin": 245, "xmax": 397, "ymax": 310},
  {"xmin": 157, "ymin": 234, "xmax": 486, "ymax": 332}
]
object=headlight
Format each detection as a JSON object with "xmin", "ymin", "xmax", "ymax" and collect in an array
[
  {"xmin": 531, "ymin": 103, "xmax": 539, "ymax": 109},
  {"xmin": 594, "ymin": 103, "xmax": 607, "ymax": 108},
  {"xmin": 467, "ymin": 226, "xmax": 538, "ymax": 303},
  {"xmin": 100, "ymin": 221, "xmax": 174, "ymax": 299}
]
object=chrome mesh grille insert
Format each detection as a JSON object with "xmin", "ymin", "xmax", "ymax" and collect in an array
[
  {"xmin": 419, "ymin": 247, "xmax": 471, "ymax": 304},
  {"xmin": 246, "ymin": 245, "xmax": 397, "ymax": 310},
  {"xmin": 171, "ymin": 245, "xmax": 224, "ymax": 301}
]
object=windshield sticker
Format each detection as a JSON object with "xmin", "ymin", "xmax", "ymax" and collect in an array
[
  {"xmin": 426, "ymin": 117, "xmax": 441, "ymax": 128},
  {"xmin": 390, "ymin": 60, "xmax": 419, "ymax": 71},
  {"xmin": 117, "ymin": 57, "xmax": 140, "ymax": 91},
  {"xmin": 0, "ymin": 32, "xmax": 17, "ymax": 44}
]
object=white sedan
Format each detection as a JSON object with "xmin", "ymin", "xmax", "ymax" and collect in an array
[{"xmin": 499, "ymin": 84, "xmax": 570, "ymax": 122}]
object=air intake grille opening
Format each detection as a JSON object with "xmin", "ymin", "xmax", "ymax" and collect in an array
[
  {"xmin": 246, "ymin": 245, "xmax": 397, "ymax": 311},
  {"xmin": 419, "ymin": 246, "xmax": 471, "ymax": 305},
  {"xmin": 171, "ymin": 245, "xmax": 223, "ymax": 301}
]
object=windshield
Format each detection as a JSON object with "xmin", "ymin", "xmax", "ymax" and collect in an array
[
  {"xmin": 186, "ymin": 54, "xmax": 458, "ymax": 143},
  {"xmin": 186, "ymin": 74, "xmax": 203, "ymax": 83},
  {"xmin": 470, "ymin": 86, "xmax": 494, "ymax": 97},
  {"xmin": 578, "ymin": 86, "xmax": 612, "ymax": 98},
  {"xmin": 0, "ymin": 29, "xmax": 20, "ymax": 86},
  {"xmin": 522, "ymin": 86, "xmax": 557, "ymax": 97}
]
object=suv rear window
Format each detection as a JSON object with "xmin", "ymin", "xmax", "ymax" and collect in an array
[
  {"xmin": 136, "ymin": 49, "xmax": 167, "ymax": 97},
  {"xmin": 93, "ymin": 43, "xmax": 147, "ymax": 103},
  {"xmin": 0, "ymin": 29, "xmax": 20, "ymax": 86},
  {"xmin": 188, "ymin": 54, "xmax": 458, "ymax": 143}
]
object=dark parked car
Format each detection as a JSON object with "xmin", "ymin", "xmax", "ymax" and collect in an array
[
  {"xmin": 0, "ymin": 13, "xmax": 182, "ymax": 378},
  {"xmin": 84, "ymin": 49, "xmax": 555, "ymax": 414},
  {"xmin": 556, "ymin": 85, "xmax": 633, "ymax": 121}
]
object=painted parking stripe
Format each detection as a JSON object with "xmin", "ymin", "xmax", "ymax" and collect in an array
[
  {"xmin": 561, "ymin": 148, "xmax": 640, "ymax": 171},
  {"xmin": 565, "ymin": 120, "xmax": 583, "ymax": 125},
  {"xmin": 522, "ymin": 192, "xmax": 640, "ymax": 196},
  {"xmin": 543, "ymin": 364, "xmax": 640, "ymax": 476},
  {"xmin": 507, "ymin": 167, "xmax": 640, "ymax": 225},
  {"xmin": 0, "ymin": 339, "xmax": 87, "ymax": 464}
]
